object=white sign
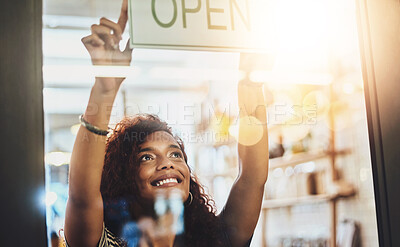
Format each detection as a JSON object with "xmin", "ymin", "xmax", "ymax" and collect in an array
[{"xmin": 128, "ymin": 0, "xmax": 276, "ymax": 52}]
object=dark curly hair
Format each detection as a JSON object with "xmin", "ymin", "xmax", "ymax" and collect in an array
[{"xmin": 100, "ymin": 114, "xmax": 229, "ymax": 246}]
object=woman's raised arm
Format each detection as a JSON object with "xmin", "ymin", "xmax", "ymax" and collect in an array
[
  {"xmin": 221, "ymin": 79, "xmax": 269, "ymax": 247},
  {"xmin": 64, "ymin": 1, "xmax": 132, "ymax": 246}
]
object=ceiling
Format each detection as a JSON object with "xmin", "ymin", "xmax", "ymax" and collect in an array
[{"xmin": 44, "ymin": 0, "xmax": 122, "ymax": 19}]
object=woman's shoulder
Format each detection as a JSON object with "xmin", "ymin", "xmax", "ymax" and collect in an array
[{"xmin": 65, "ymin": 223, "xmax": 126, "ymax": 247}]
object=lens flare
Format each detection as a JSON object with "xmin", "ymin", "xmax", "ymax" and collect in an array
[
  {"xmin": 45, "ymin": 192, "xmax": 58, "ymax": 206},
  {"xmin": 237, "ymin": 116, "xmax": 264, "ymax": 146},
  {"xmin": 70, "ymin": 124, "xmax": 80, "ymax": 136},
  {"xmin": 282, "ymin": 124, "xmax": 311, "ymax": 143},
  {"xmin": 303, "ymin": 90, "xmax": 330, "ymax": 119},
  {"xmin": 45, "ymin": 152, "xmax": 71, "ymax": 166},
  {"xmin": 324, "ymin": 101, "xmax": 352, "ymax": 131}
]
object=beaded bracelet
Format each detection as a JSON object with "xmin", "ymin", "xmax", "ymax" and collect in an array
[{"xmin": 79, "ymin": 114, "xmax": 109, "ymax": 136}]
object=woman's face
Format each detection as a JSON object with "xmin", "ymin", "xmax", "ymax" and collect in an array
[{"xmin": 135, "ymin": 131, "xmax": 190, "ymax": 204}]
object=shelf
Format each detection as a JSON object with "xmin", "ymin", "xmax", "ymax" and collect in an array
[
  {"xmin": 199, "ymin": 168, "xmax": 238, "ymax": 179},
  {"xmin": 262, "ymin": 194, "xmax": 337, "ymax": 209},
  {"xmin": 269, "ymin": 152, "xmax": 328, "ymax": 170},
  {"xmin": 269, "ymin": 149, "xmax": 351, "ymax": 170},
  {"xmin": 197, "ymin": 149, "xmax": 351, "ymax": 180},
  {"xmin": 262, "ymin": 189, "xmax": 356, "ymax": 209}
]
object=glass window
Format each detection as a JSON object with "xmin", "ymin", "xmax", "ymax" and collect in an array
[{"xmin": 43, "ymin": 0, "xmax": 378, "ymax": 246}]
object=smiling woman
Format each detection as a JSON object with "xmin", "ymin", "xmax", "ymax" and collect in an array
[
  {"xmin": 99, "ymin": 114, "xmax": 229, "ymax": 246},
  {"xmin": 64, "ymin": 0, "xmax": 269, "ymax": 246},
  {"xmin": 135, "ymin": 131, "xmax": 190, "ymax": 201}
]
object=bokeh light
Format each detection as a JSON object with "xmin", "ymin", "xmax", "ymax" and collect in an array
[
  {"xmin": 281, "ymin": 124, "xmax": 311, "ymax": 143},
  {"xmin": 303, "ymin": 90, "xmax": 330, "ymax": 119},
  {"xmin": 45, "ymin": 152, "xmax": 71, "ymax": 166},
  {"xmin": 45, "ymin": 192, "xmax": 58, "ymax": 206},
  {"xmin": 70, "ymin": 124, "xmax": 80, "ymax": 136},
  {"xmin": 236, "ymin": 116, "xmax": 264, "ymax": 146}
]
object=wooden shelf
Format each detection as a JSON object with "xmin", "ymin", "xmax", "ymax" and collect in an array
[
  {"xmin": 262, "ymin": 190, "xmax": 356, "ymax": 209},
  {"xmin": 269, "ymin": 149, "xmax": 351, "ymax": 170},
  {"xmin": 198, "ymin": 149, "xmax": 351, "ymax": 180},
  {"xmin": 262, "ymin": 194, "xmax": 337, "ymax": 209},
  {"xmin": 270, "ymin": 152, "xmax": 328, "ymax": 169}
]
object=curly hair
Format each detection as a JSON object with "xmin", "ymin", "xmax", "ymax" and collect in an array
[{"xmin": 100, "ymin": 114, "xmax": 229, "ymax": 246}]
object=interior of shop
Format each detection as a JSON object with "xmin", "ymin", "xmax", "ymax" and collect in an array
[{"xmin": 42, "ymin": 0, "xmax": 379, "ymax": 246}]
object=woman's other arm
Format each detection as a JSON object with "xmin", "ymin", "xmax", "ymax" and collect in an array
[
  {"xmin": 221, "ymin": 79, "xmax": 269, "ymax": 247},
  {"xmin": 64, "ymin": 1, "xmax": 132, "ymax": 246}
]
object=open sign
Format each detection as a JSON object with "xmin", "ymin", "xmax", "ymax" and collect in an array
[{"xmin": 129, "ymin": 0, "xmax": 275, "ymax": 52}]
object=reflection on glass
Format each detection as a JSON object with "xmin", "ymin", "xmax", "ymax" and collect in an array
[{"xmin": 43, "ymin": 0, "xmax": 378, "ymax": 246}]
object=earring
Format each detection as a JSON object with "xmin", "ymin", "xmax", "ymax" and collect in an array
[{"xmin": 185, "ymin": 192, "xmax": 193, "ymax": 206}]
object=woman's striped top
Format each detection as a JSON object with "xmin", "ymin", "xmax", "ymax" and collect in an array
[{"xmin": 65, "ymin": 224, "xmax": 125, "ymax": 247}]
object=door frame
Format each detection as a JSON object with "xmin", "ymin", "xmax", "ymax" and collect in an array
[
  {"xmin": 356, "ymin": 0, "xmax": 400, "ymax": 245},
  {"xmin": 0, "ymin": 1, "xmax": 47, "ymax": 245}
]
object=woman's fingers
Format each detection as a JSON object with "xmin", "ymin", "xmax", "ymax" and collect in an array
[
  {"xmin": 91, "ymin": 24, "xmax": 118, "ymax": 49},
  {"xmin": 100, "ymin": 17, "xmax": 123, "ymax": 40},
  {"xmin": 138, "ymin": 218, "xmax": 157, "ymax": 245},
  {"xmin": 118, "ymin": 0, "xmax": 129, "ymax": 32},
  {"xmin": 123, "ymin": 39, "xmax": 133, "ymax": 57},
  {"xmin": 82, "ymin": 9, "xmax": 133, "ymax": 66},
  {"xmin": 137, "ymin": 216, "xmax": 176, "ymax": 246},
  {"xmin": 81, "ymin": 34, "xmax": 105, "ymax": 48}
]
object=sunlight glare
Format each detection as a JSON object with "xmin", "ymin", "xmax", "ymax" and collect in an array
[{"xmin": 237, "ymin": 116, "xmax": 264, "ymax": 146}]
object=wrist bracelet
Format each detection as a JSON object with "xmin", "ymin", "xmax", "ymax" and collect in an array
[{"xmin": 79, "ymin": 114, "xmax": 109, "ymax": 136}]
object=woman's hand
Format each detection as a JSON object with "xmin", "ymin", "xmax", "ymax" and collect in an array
[
  {"xmin": 238, "ymin": 78, "xmax": 267, "ymax": 122},
  {"xmin": 81, "ymin": 0, "xmax": 132, "ymax": 93},
  {"xmin": 82, "ymin": 0, "xmax": 131, "ymax": 66},
  {"xmin": 138, "ymin": 216, "xmax": 176, "ymax": 247}
]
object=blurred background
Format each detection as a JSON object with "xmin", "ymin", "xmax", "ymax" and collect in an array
[{"xmin": 42, "ymin": 0, "xmax": 378, "ymax": 246}]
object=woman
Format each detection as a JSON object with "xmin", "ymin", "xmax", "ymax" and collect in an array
[{"xmin": 64, "ymin": 0, "xmax": 269, "ymax": 246}]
